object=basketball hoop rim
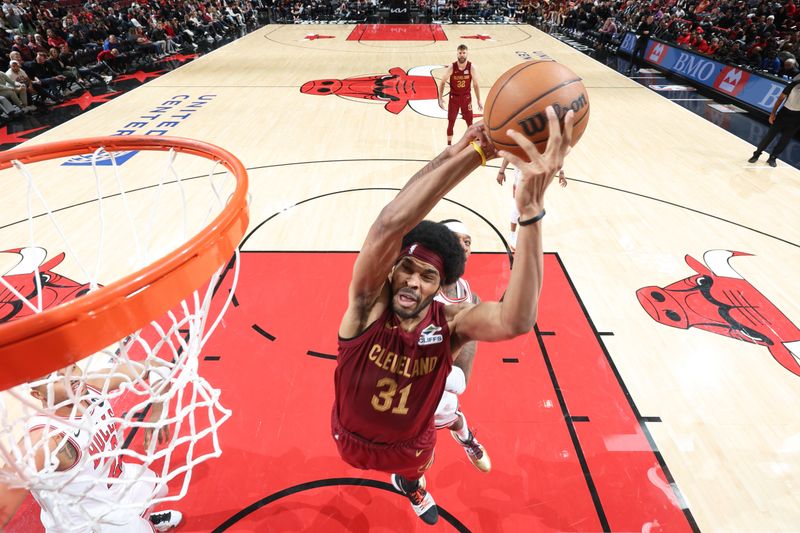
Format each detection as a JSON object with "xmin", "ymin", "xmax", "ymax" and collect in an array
[{"xmin": 0, "ymin": 136, "xmax": 249, "ymax": 391}]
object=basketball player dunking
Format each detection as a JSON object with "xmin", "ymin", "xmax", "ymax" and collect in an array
[
  {"xmin": 332, "ymin": 108, "xmax": 574, "ymax": 525},
  {"xmin": 433, "ymin": 219, "xmax": 490, "ymax": 473},
  {"xmin": 438, "ymin": 44, "xmax": 482, "ymax": 146}
]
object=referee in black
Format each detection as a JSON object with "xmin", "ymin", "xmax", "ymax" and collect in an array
[{"xmin": 749, "ymin": 75, "xmax": 800, "ymax": 167}]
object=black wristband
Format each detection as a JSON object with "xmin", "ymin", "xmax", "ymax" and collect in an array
[{"xmin": 518, "ymin": 209, "xmax": 546, "ymax": 226}]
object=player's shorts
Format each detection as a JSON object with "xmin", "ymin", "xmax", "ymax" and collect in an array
[
  {"xmin": 331, "ymin": 409, "xmax": 435, "ymax": 481},
  {"xmin": 434, "ymin": 391, "xmax": 459, "ymax": 429},
  {"xmin": 448, "ymin": 93, "xmax": 473, "ymax": 125}
]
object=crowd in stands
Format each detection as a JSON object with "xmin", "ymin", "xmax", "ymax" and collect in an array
[
  {"xmin": 268, "ymin": 0, "xmax": 529, "ymax": 24},
  {"xmin": 533, "ymin": 0, "xmax": 800, "ymax": 79},
  {"xmin": 0, "ymin": 0, "xmax": 267, "ymax": 123},
  {"xmin": 0, "ymin": 0, "xmax": 794, "ymax": 123}
]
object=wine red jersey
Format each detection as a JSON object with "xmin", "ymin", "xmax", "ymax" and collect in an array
[
  {"xmin": 334, "ymin": 301, "xmax": 453, "ymax": 443},
  {"xmin": 449, "ymin": 61, "xmax": 472, "ymax": 97}
]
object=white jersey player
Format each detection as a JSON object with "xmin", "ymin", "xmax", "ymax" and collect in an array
[
  {"xmin": 434, "ymin": 219, "xmax": 491, "ymax": 473},
  {"xmin": 497, "ymin": 161, "xmax": 566, "ymax": 251},
  {"xmin": 0, "ymin": 364, "xmax": 182, "ymax": 532}
]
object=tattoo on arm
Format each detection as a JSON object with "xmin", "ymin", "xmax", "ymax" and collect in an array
[
  {"xmin": 453, "ymin": 292, "xmax": 480, "ymax": 381},
  {"xmin": 400, "ymin": 149, "xmax": 452, "ymax": 193},
  {"xmin": 56, "ymin": 439, "xmax": 78, "ymax": 469},
  {"xmin": 453, "ymin": 340, "xmax": 477, "ymax": 382}
]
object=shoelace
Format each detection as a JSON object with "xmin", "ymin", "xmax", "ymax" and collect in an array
[
  {"xmin": 409, "ymin": 487, "xmax": 427, "ymax": 506},
  {"xmin": 461, "ymin": 432, "xmax": 484, "ymax": 458}
]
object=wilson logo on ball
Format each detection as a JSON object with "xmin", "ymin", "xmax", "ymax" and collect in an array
[{"xmin": 517, "ymin": 93, "xmax": 588, "ymax": 136}]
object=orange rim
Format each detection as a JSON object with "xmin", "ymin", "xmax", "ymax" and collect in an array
[{"xmin": 0, "ymin": 136, "xmax": 249, "ymax": 391}]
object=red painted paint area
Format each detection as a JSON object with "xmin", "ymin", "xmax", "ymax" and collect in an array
[
  {"xmin": 6, "ymin": 252, "xmax": 693, "ymax": 532},
  {"xmin": 346, "ymin": 24, "xmax": 448, "ymax": 41}
]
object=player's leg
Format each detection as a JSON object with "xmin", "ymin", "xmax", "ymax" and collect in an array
[
  {"xmin": 333, "ymin": 412, "xmax": 438, "ymax": 524},
  {"xmin": 435, "ymin": 391, "xmax": 490, "ymax": 472},
  {"xmin": 509, "ymin": 183, "xmax": 520, "ymax": 251},
  {"xmin": 751, "ymin": 120, "xmax": 782, "ymax": 162},
  {"xmin": 120, "ymin": 464, "xmax": 184, "ymax": 532},
  {"xmin": 461, "ymin": 96, "xmax": 473, "ymax": 127},
  {"xmin": 766, "ymin": 111, "xmax": 800, "ymax": 166},
  {"xmin": 448, "ymin": 409, "xmax": 491, "ymax": 472},
  {"xmin": 390, "ymin": 448, "xmax": 438, "ymax": 525},
  {"xmin": 446, "ymin": 95, "xmax": 458, "ymax": 145}
]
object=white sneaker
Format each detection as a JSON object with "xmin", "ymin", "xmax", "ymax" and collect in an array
[
  {"xmin": 149, "ymin": 510, "xmax": 183, "ymax": 531},
  {"xmin": 390, "ymin": 474, "xmax": 438, "ymax": 525}
]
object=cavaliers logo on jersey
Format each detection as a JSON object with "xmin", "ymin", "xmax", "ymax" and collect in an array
[{"xmin": 418, "ymin": 324, "xmax": 444, "ymax": 346}]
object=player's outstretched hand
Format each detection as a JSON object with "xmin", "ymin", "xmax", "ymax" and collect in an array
[{"xmin": 499, "ymin": 107, "xmax": 574, "ymax": 219}]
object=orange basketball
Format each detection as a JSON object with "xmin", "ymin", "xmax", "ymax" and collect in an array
[{"xmin": 484, "ymin": 61, "xmax": 590, "ymax": 160}]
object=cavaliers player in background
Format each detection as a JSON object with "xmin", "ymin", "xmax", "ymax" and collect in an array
[
  {"xmin": 0, "ymin": 364, "xmax": 182, "ymax": 532},
  {"xmin": 332, "ymin": 107, "xmax": 575, "ymax": 525},
  {"xmin": 433, "ymin": 219, "xmax": 490, "ymax": 473},
  {"xmin": 438, "ymin": 44, "xmax": 483, "ymax": 146}
]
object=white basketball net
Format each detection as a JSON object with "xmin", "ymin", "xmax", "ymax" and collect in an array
[{"xmin": 0, "ymin": 144, "xmax": 241, "ymax": 531}]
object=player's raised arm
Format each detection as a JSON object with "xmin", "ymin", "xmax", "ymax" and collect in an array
[
  {"xmin": 450, "ymin": 107, "xmax": 574, "ymax": 347},
  {"xmin": 340, "ymin": 124, "xmax": 496, "ymax": 338}
]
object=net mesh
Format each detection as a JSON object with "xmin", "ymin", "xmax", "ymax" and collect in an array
[{"xmin": 0, "ymin": 140, "xmax": 242, "ymax": 530}]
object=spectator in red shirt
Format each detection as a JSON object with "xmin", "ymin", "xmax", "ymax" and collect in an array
[
  {"xmin": 46, "ymin": 29, "xmax": 66, "ymax": 49},
  {"xmin": 787, "ymin": 0, "xmax": 797, "ymax": 19},
  {"xmin": 705, "ymin": 36, "xmax": 721, "ymax": 55}
]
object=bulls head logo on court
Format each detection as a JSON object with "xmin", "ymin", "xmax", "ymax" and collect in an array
[
  {"xmin": 636, "ymin": 250, "xmax": 800, "ymax": 376},
  {"xmin": 301, "ymin": 66, "xmax": 470, "ymax": 119},
  {"xmin": 1, "ymin": 247, "xmax": 93, "ymax": 323}
]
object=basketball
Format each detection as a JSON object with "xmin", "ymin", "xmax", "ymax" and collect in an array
[{"xmin": 483, "ymin": 61, "xmax": 590, "ymax": 160}]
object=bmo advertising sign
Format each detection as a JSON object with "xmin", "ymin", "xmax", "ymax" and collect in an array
[{"xmin": 621, "ymin": 33, "xmax": 787, "ymax": 113}]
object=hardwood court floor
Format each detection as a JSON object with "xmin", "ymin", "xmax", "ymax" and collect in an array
[{"xmin": 3, "ymin": 23, "xmax": 800, "ymax": 532}]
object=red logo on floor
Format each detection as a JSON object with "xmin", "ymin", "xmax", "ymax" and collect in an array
[
  {"xmin": 347, "ymin": 24, "xmax": 447, "ymax": 41},
  {"xmin": 0, "ymin": 247, "xmax": 91, "ymax": 323},
  {"xmin": 637, "ymin": 250, "xmax": 800, "ymax": 376},
  {"xmin": 301, "ymin": 66, "xmax": 480, "ymax": 119}
]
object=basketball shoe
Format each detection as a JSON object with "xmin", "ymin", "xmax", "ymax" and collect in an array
[
  {"xmin": 391, "ymin": 474, "xmax": 438, "ymax": 525},
  {"xmin": 452, "ymin": 429, "xmax": 491, "ymax": 472},
  {"xmin": 149, "ymin": 510, "xmax": 183, "ymax": 531}
]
